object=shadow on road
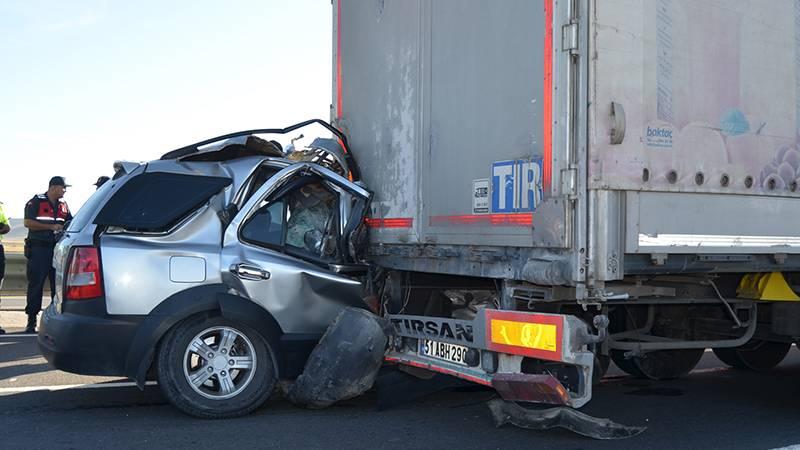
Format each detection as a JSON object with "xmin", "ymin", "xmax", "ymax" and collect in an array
[
  {"xmin": 0, "ymin": 337, "xmax": 42, "ymax": 362},
  {"xmin": 0, "ymin": 362, "xmax": 52, "ymax": 381}
]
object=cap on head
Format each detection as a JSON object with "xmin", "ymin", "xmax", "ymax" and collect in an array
[
  {"xmin": 49, "ymin": 176, "xmax": 71, "ymax": 188},
  {"xmin": 94, "ymin": 176, "xmax": 110, "ymax": 186}
]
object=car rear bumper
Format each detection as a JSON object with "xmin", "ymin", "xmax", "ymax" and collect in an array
[{"xmin": 38, "ymin": 303, "xmax": 142, "ymax": 376}]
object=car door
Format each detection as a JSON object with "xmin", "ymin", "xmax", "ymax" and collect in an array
[{"xmin": 220, "ymin": 162, "xmax": 371, "ymax": 335}]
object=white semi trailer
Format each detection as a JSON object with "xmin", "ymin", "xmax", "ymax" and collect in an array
[{"xmin": 334, "ymin": 0, "xmax": 800, "ymax": 408}]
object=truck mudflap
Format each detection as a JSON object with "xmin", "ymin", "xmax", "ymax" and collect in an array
[{"xmin": 385, "ymin": 310, "xmax": 603, "ymax": 408}]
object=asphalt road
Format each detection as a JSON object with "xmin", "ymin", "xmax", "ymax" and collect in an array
[{"xmin": 2, "ymin": 330, "xmax": 800, "ymax": 450}]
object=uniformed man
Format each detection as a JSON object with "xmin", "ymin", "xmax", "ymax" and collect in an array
[
  {"xmin": 93, "ymin": 176, "xmax": 110, "ymax": 190},
  {"xmin": 23, "ymin": 176, "xmax": 72, "ymax": 333},
  {"xmin": 0, "ymin": 201, "xmax": 10, "ymax": 334}
]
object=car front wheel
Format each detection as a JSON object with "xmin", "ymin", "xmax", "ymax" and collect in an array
[{"xmin": 157, "ymin": 315, "xmax": 276, "ymax": 418}]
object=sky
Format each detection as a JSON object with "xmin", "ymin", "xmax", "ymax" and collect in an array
[{"xmin": 0, "ymin": 0, "xmax": 332, "ymax": 218}]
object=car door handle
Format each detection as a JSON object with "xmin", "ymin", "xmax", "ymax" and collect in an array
[{"xmin": 230, "ymin": 263, "xmax": 271, "ymax": 281}]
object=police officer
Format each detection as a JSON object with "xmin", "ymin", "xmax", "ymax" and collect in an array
[
  {"xmin": 0, "ymin": 201, "xmax": 10, "ymax": 334},
  {"xmin": 23, "ymin": 176, "xmax": 72, "ymax": 333},
  {"xmin": 94, "ymin": 176, "xmax": 110, "ymax": 190}
]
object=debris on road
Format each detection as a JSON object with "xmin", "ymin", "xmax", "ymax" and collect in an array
[{"xmin": 487, "ymin": 398, "xmax": 646, "ymax": 440}]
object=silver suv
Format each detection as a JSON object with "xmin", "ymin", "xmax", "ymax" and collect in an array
[{"xmin": 37, "ymin": 120, "xmax": 372, "ymax": 418}]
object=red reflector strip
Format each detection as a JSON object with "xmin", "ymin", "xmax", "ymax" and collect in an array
[
  {"xmin": 484, "ymin": 310, "xmax": 564, "ymax": 362},
  {"xmin": 430, "ymin": 214, "xmax": 533, "ymax": 227},
  {"xmin": 365, "ymin": 217, "xmax": 413, "ymax": 228},
  {"xmin": 335, "ymin": 0, "xmax": 343, "ymax": 120},
  {"xmin": 384, "ymin": 356, "xmax": 492, "ymax": 387},
  {"xmin": 543, "ymin": 0, "xmax": 553, "ymax": 190}
]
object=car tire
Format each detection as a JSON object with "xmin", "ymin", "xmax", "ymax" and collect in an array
[{"xmin": 157, "ymin": 314, "xmax": 277, "ymax": 419}]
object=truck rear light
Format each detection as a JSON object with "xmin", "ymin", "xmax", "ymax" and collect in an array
[{"xmin": 65, "ymin": 247, "xmax": 103, "ymax": 300}]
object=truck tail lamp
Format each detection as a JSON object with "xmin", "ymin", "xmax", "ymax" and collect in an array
[{"xmin": 65, "ymin": 246, "xmax": 104, "ymax": 300}]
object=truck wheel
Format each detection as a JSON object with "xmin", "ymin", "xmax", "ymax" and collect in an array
[
  {"xmin": 712, "ymin": 341, "xmax": 791, "ymax": 371},
  {"xmin": 611, "ymin": 349, "xmax": 703, "ymax": 380},
  {"xmin": 610, "ymin": 350, "xmax": 644, "ymax": 378},
  {"xmin": 157, "ymin": 315, "xmax": 276, "ymax": 419}
]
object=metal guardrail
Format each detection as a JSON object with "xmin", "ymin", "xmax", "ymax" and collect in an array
[
  {"xmin": 2, "ymin": 241, "xmax": 49, "ymax": 295},
  {"xmin": 2, "ymin": 251, "xmax": 28, "ymax": 294}
]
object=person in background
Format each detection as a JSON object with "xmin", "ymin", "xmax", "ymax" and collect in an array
[
  {"xmin": 0, "ymin": 201, "xmax": 10, "ymax": 334},
  {"xmin": 94, "ymin": 176, "xmax": 110, "ymax": 190},
  {"xmin": 23, "ymin": 176, "xmax": 72, "ymax": 333}
]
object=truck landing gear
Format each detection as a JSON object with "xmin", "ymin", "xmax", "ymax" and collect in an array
[
  {"xmin": 712, "ymin": 341, "xmax": 791, "ymax": 371},
  {"xmin": 610, "ymin": 349, "xmax": 704, "ymax": 380}
]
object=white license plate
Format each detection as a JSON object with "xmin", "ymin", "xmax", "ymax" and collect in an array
[{"xmin": 419, "ymin": 339, "xmax": 469, "ymax": 366}]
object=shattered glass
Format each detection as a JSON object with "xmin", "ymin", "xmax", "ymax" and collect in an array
[{"xmin": 286, "ymin": 183, "xmax": 337, "ymax": 256}]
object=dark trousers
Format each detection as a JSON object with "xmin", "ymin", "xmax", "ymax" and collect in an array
[{"xmin": 26, "ymin": 245, "xmax": 55, "ymax": 316}]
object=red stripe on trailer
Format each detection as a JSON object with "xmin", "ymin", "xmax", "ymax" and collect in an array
[
  {"xmin": 429, "ymin": 213, "xmax": 533, "ymax": 227},
  {"xmin": 336, "ymin": 0, "xmax": 343, "ymax": 120},
  {"xmin": 365, "ymin": 217, "xmax": 414, "ymax": 228},
  {"xmin": 542, "ymin": 0, "xmax": 553, "ymax": 190},
  {"xmin": 384, "ymin": 356, "xmax": 492, "ymax": 387}
]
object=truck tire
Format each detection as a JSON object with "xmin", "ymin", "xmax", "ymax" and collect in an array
[
  {"xmin": 610, "ymin": 350, "xmax": 644, "ymax": 378},
  {"xmin": 712, "ymin": 341, "xmax": 791, "ymax": 371},
  {"xmin": 611, "ymin": 349, "xmax": 703, "ymax": 380},
  {"xmin": 157, "ymin": 315, "xmax": 277, "ymax": 419}
]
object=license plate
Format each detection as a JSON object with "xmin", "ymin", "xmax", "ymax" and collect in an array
[{"xmin": 419, "ymin": 339, "xmax": 469, "ymax": 366}]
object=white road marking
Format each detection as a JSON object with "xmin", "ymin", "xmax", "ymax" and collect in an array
[
  {"xmin": 0, "ymin": 380, "xmax": 157, "ymax": 394},
  {"xmin": 0, "ymin": 334, "xmax": 37, "ymax": 338}
]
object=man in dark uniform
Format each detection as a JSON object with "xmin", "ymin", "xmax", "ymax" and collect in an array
[
  {"xmin": 23, "ymin": 176, "xmax": 72, "ymax": 333},
  {"xmin": 94, "ymin": 176, "xmax": 110, "ymax": 190}
]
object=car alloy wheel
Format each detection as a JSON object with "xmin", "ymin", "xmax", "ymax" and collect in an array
[{"xmin": 182, "ymin": 326, "xmax": 257, "ymax": 400}]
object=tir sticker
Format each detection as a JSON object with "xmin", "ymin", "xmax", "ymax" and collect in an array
[
  {"xmin": 472, "ymin": 179, "xmax": 489, "ymax": 214},
  {"xmin": 491, "ymin": 159, "xmax": 543, "ymax": 213}
]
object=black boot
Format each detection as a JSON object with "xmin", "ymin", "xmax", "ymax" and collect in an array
[
  {"xmin": 0, "ymin": 326, "xmax": 5, "ymax": 335},
  {"xmin": 25, "ymin": 315, "xmax": 37, "ymax": 334}
]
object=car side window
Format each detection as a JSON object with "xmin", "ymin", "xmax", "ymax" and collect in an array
[
  {"xmin": 285, "ymin": 183, "xmax": 339, "ymax": 259},
  {"xmin": 240, "ymin": 199, "xmax": 285, "ymax": 247},
  {"xmin": 239, "ymin": 182, "xmax": 339, "ymax": 261}
]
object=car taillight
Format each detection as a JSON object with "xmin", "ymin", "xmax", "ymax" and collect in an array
[{"xmin": 65, "ymin": 247, "xmax": 103, "ymax": 300}]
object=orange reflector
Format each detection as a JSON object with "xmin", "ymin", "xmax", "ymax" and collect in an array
[
  {"xmin": 490, "ymin": 320, "xmax": 558, "ymax": 353},
  {"xmin": 485, "ymin": 310, "xmax": 564, "ymax": 362}
]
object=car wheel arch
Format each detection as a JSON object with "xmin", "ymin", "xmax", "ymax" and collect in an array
[{"xmin": 123, "ymin": 284, "xmax": 284, "ymax": 388}]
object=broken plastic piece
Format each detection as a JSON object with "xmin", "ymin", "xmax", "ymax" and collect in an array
[
  {"xmin": 288, "ymin": 307, "xmax": 388, "ymax": 409},
  {"xmin": 487, "ymin": 398, "xmax": 646, "ymax": 440}
]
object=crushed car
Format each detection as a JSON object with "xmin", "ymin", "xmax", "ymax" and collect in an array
[{"xmin": 38, "ymin": 120, "xmax": 381, "ymax": 418}]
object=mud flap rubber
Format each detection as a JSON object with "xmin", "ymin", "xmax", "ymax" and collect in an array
[
  {"xmin": 288, "ymin": 307, "xmax": 388, "ymax": 408},
  {"xmin": 487, "ymin": 398, "xmax": 646, "ymax": 440}
]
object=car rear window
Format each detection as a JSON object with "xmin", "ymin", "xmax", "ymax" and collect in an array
[
  {"xmin": 93, "ymin": 172, "xmax": 231, "ymax": 232},
  {"xmin": 67, "ymin": 178, "xmax": 116, "ymax": 232}
]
